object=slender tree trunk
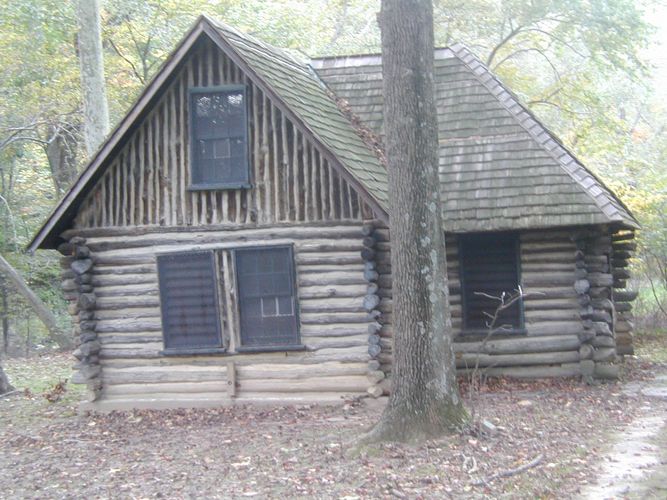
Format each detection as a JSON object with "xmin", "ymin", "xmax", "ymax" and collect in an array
[
  {"xmin": 0, "ymin": 363, "xmax": 13, "ymax": 394},
  {"xmin": 0, "ymin": 254, "xmax": 71, "ymax": 349},
  {"xmin": 77, "ymin": 0, "xmax": 110, "ymax": 155},
  {"xmin": 1, "ymin": 279, "xmax": 8, "ymax": 354},
  {"xmin": 363, "ymin": 0, "xmax": 467, "ymax": 443}
]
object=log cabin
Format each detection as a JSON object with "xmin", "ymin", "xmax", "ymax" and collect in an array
[{"xmin": 29, "ymin": 15, "xmax": 639, "ymax": 410}]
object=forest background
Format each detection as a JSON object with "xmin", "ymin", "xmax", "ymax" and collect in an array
[{"xmin": 1, "ymin": 0, "xmax": 666, "ymax": 354}]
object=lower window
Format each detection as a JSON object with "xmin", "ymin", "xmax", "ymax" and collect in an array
[
  {"xmin": 236, "ymin": 246, "xmax": 300, "ymax": 347},
  {"xmin": 156, "ymin": 245, "xmax": 300, "ymax": 353},
  {"xmin": 157, "ymin": 251, "xmax": 222, "ymax": 349},
  {"xmin": 459, "ymin": 232, "xmax": 523, "ymax": 334}
]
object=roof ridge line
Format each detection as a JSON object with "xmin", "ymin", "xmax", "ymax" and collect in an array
[{"xmin": 448, "ymin": 44, "xmax": 638, "ymax": 228}]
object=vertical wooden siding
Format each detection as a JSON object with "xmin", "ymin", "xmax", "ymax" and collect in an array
[{"xmin": 75, "ymin": 38, "xmax": 370, "ymax": 229}]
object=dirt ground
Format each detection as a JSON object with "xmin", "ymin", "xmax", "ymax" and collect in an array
[{"xmin": 1, "ymin": 352, "xmax": 666, "ymax": 499}]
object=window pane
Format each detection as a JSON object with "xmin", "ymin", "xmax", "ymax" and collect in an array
[
  {"xmin": 461, "ymin": 233, "xmax": 522, "ymax": 331},
  {"xmin": 157, "ymin": 251, "xmax": 222, "ymax": 349},
  {"xmin": 191, "ymin": 88, "xmax": 248, "ymax": 186},
  {"xmin": 236, "ymin": 247, "xmax": 299, "ymax": 347}
]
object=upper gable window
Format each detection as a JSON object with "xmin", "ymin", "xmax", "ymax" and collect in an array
[{"xmin": 189, "ymin": 86, "xmax": 250, "ymax": 189}]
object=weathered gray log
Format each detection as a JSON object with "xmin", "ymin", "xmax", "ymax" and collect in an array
[
  {"xmin": 360, "ymin": 247, "xmax": 375, "ymax": 261},
  {"xmin": 367, "ymin": 321, "xmax": 382, "ymax": 335},
  {"xmin": 456, "ymin": 350, "xmax": 580, "ymax": 368},
  {"xmin": 594, "ymin": 363, "xmax": 619, "ymax": 379},
  {"xmin": 574, "ymin": 279, "xmax": 590, "ymax": 295},
  {"xmin": 615, "ymin": 302, "xmax": 632, "ymax": 313},
  {"xmin": 588, "ymin": 273, "xmax": 613, "ymax": 287},
  {"xmin": 614, "ymin": 290, "xmax": 638, "ymax": 302},
  {"xmin": 579, "ymin": 344, "xmax": 594, "ymax": 360},
  {"xmin": 577, "ymin": 330, "xmax": 595, "ymax": 343},
  {"xmin": 592, "ymin": 321, "xmax": 613, "ymax": 336},
  {"xmin": 71, "ymin": 258, "xmax": 94, "ymax": 275},
  {"xmin": 455, "ymin": 334, "xmax": 580, "ymax": 355},
  {"xmin": 616, "ymin": 345, "xmax": 634, "ymax": 356},
  {"xmin": 589, "ymin": 287, "xmax": 611, "ymax": 299},
  {"xmin": 368, "ymin": 359, "xmax": 381, "ymax": 371},
  {"xmin": 75, "ymin": 246, "xmax": 91, "ymax": 259},
  {"xmin": 367, "ymin": 370, "xmax": 385, "ymax": 383},
  {"xmin": 363, "ymin": 269, "xmax": 379, "ymax": 282},
  {"xmin": 71, "ymin": 364, "xmax": 101, "ymax": 384},
  {"xmin": 612, "ymin": 268, "xmax": 631, "ymax": 280},
  {"xmin": 368, "ymin": 344, "xmax": 381, "ymax": 358},
  {"xmin": 62, "ymin": 279, "xmax": 78, "ymax": 292},
  {"xmin": 367, "ymin": 385, "xmax": 383, "ymax": 398},
  {"xmin": 580, "ymin": 359, "xmax": 595, "ymax": 376},
  {"xmin": 593, "ymin": 348, "xmax": 617, "ymax": 363},
  {"xmin": 362, "ymin": 236, "xmax": 376, "ymax": 248},
  {"xmin": 592, "ymin": 336, "xmax": 615, "ymax": 348},
  {"xmin": 77, "ymin": 293, "xmax": 97, "ymax": 311},
  {"xmin": 361, "ymin": 223, "xmax": 375, "ymax": 236},
  {"xmin": 57, "ymin": 242, "xmax": 74, "ymax": 256},
  {"xmin": 363, "ymin": 294, "xmax": 380, "ymax": 311}
]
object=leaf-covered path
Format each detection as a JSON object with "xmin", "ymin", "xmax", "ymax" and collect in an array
[{"xmin": 1, "ymin": 354, "xmax": 664, "ymax": 499}]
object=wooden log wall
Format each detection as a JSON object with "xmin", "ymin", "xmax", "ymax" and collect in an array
[
  {"xmin": 74, "ymin": 37, "xmax": 371, "ymax": 230},
  {"xmin": 611, "ymin": 229, "xmax": 637, "ymax": 356},
  {"xmin": 375, "ymin": 228, "xmax": 586, "ymax": 380},
  {"xmin": 62, "ymin": 223, "xmax": 379, "ymax": 409},
  {"xmin": 58, "ymin": 237, "xmax": 102, "ymax": 402},
  {"xmin": 572, "ymin": 227, "xmax": 619, "ymax": 380}
]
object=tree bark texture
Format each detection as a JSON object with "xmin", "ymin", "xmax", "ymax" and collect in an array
[
  {"xmin": 365, "ymin": 0, "xmax": 467, "ymax": 443},
  {"xmin": 77, "ymin": 0, "xmax": 110, "ymax": 156},
  {"xmin": 45, "ymin": 123, "xmax": 79, "ymax": 195},
  {"xmin": 0, "ymin": 254, "xmax": 71, "ymax": 348}
]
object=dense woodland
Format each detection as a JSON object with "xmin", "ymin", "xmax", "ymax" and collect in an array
[{"xmin": 0, "ymin": 0, "xmax": 666, "ymax": 355}]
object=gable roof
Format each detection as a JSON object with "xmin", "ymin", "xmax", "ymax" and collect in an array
[
  {"xmin": 28, "ymin": 15, "xmax": 388, "ymax": 251},
  {"xmin": 311, "ymin": 44, "xmax": 638, "ymax": 232},
  {"xmin": 30, "ymin": 19, "xmax": 637, "ymax": 251}
]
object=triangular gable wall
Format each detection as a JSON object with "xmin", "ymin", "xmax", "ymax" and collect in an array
[
  {"xmin": 74, "ymin": 36, "xmax": 371, "ymax": 229},
  {"xmin": 30, "ymin": 17, "xmax": 386, "ymax": 250}
]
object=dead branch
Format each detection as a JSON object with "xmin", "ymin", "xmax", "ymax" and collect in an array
[{"xmin": 472, "ymin": 453, "xmax": 544, "ymax": 486}]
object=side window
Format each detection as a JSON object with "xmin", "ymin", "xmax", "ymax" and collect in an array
[
  {"xmin": 190, "ymin": 86, "xmax": 249, "ymax": 189},
  {"xmin": 235, "ymin": 246, "xmax": 300, "ymax": 348},
  {"xmin": 157, "ymin": 251, "xmax": 222, "ymax": 349},
  {"xmin": 460, "ymin": 233, "xmax": 523, "ymax": 333}
]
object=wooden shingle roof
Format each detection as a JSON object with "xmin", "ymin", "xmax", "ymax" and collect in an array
[
  {"xmin": 206, "ymin": 19, "xmax": 389, "ymax": 210},
  {"xmin": 311, "ymin": 45, "xmax": 638, "ymax": 232}
]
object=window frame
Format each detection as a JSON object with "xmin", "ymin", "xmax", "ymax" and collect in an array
[
  {"xmin": 188, "ymin": 85, "xmax": 251, "ymax": 191},
  {"xmin": 458, "ymin": 232, "xmax": 525, "ymax": 337},
  {"xmin": 157, "ymin": 244, "xmax": 303, "ymax": 356},
  {"xmin": 233, "ymin": 244, "xmax": 303, "ymax": 352},
  {"xmin": 157, "ymin": 250, "xmax": 225, "ymax": 355}
]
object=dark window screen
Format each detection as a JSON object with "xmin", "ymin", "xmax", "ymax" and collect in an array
[
  {"xmin": 190, "ymin": 87, "xmax": 248, "ymax": 186},
  {"xmin": 460, "ymin": 233, "xmax": 522, "ymax": 331},
  {"xmin": 157, "ymin": 251, "xmax": 222, "ymax": 349},
  {"xmin": 236, "ymin": 247, "xmax": 299, "ymax": 347}
]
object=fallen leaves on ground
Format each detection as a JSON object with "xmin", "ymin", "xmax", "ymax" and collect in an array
[{"xmin": 0, "ymin": 354, "xmax": 665, "ymax": 499}]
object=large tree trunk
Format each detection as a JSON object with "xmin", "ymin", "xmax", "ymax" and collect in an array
[
  {"xmin": 0, "ymin": 254, "xmax": 72, "ymax": 349},
  {"xmin": 364, "ymin": 0, "xmax": 467, "ymax": 443},
  {"xmin": 77, "ymin": 0, "xmax": 110, "ymax": 155},
  {"xmin": 0, "ymin": 363, "xmax": 13, "ymax": 394},
  {"xmin": 45, "ymin": 123, "xmax": 80, "ymax": 196}
]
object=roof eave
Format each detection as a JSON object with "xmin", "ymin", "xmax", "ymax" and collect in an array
[{"xmin": 28, "ymin": 17, "xmax": 211, "ymax": 252}]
